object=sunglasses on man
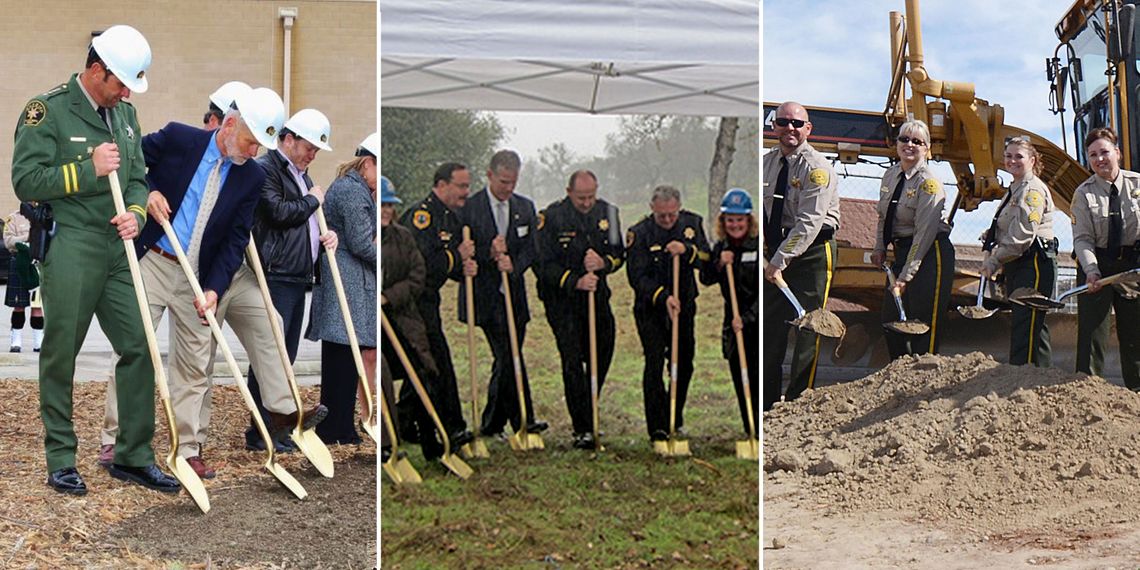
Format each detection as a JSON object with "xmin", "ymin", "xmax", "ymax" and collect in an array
[{"xmin": 773, "ymin": 117, "xmax": 807, "ymax": 128}]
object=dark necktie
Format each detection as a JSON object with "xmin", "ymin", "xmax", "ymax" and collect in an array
[
  {"xmin": 97, "ymin": 106, "xmax": 108, "ymax": 123},
  {"xmin": 1109, "ymin": 184, "xmax": 1123, "ymax": 259},
  {"xmin": 982, "ymin": 189, "xmax": 1014, "ymax": 252},
  {"xmin": 765, "ymin": 156, "xmax": 788, "ymax": 255},
  {"xmin": 882, "ymin": 174, "xmax": 907, "ymax": 251}
]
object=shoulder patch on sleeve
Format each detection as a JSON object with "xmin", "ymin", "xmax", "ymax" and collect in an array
[
  {"xmin": 626, "ymin": 229, "xmax": 635, "ymax": 248},
  {"xmin": 412, "ymin": 209, "xmax": 431, "ymax": 230},
  {"xmin": 23, "ymin": 100, "xmax": 46, "ymax": 127},
  {"xmin": 808, "ymin": 168, "xmax": 829, "ymax": 187},
  {"xmin": 921, "ymin": 178, "xmax": 941, "ymax": 195},
  {"xmin": 1025, "ymin": 190, "xmax": 1043, "ymax": 208}
]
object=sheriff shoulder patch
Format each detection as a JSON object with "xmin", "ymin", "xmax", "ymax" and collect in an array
[
  {"xmin": 23, "ymin": 100, "xmax": 46, "ymax": 127},
  {"xmin": 921, "ymin": 178, "xmax": 941, "ymax": 195},
  {"xmin": 683, "ymin": 226, "xmax": 696, "ymax": 239},
  {"xmin": 626, "ymin": 229, "xmax": 635, "ymax": 248},
  {"xmin": 412, "ymin": 209, "xmax": 431, "ymax": 230},
  {"xmin": 1025, "ymin": 190, "xmax": 1043, "ymax": 208},
  {"xmin": 808, "ymin": 168, "xmax": 829, "ymax": 187}
]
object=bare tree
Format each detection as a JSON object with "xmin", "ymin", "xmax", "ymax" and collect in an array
[{"xmin": 708, "ymin": 117, "xmax": 739, "ymax": 235}]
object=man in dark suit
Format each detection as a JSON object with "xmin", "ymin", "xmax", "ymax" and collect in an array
[
  {"xmin": 460, "ymin": 150, "xmax": 548, "ymax": 438},
  {"xmin": 102, "ymin": 87, "xmax": 287, "ymax": 479}
]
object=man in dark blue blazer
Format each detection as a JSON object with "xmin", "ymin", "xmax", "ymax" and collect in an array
[
  {"xmin": 459, "ymin": 150, "xmax": 548, "ymax": 438},
  {"xmin": 101, "ymin": 89, "xmax": 285, "ymax": 479}
]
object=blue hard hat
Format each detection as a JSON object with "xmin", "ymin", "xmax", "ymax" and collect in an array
[
  {"xmin": 720, "ymin": 188, "xmax": 752, "ymax": 214},
  {"xmin": 380, "ymin": 176, "xmax": 401, "ymax": 204}
]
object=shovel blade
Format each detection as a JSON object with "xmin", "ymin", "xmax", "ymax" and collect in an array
[
  {"xmin": 956, "ymin": 305, "xmax": 998, "ymax": 320},
  {"xmin": 655, "ymin": 438, "xmax": 691, "ymax": 457},
  {"xmin": 460, "ymin": 439, "xmax": 490, "ymax": 459},
  {"xmin": 652, "ymin": 440, "xmax": 670, "ymax": 454},
  {"xmin": 884, "ymin": 320, "xmax": 930, "ymax": 335},
  {"xmin": 170, "ymin": 456, "xmax": 211, "ymax": 513},
  {"xmin": 267, "ymin": 461, "xmax": 308, "ymax": 500},
  {"xmin": 509, "ymin": 430, "xmax": 543, "ymax": 451},
  {"xmin": 292, "ymin": 428, "xmax": 335, "ymax": 478},
  {"xmin": 440, "ymin": 453, "xmax": 474, "ymax": 479},
  {"xmin": 382, "ymin": 461, "xmax": 403, "ymax": 484},
  {"xmin": 360, "ymin": 421, "xmax": 379, "ymax": 444},
  {"xmin": 393, "ymin": 458, "xmax": 422, "ymax": 483},
  {"xmin": 735, "ymin": 439, "xmax": 759, "ymax": 460}
]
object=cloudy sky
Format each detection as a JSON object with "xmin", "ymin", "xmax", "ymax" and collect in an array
[{"xmin": 764, "ymin": 0, "xmax": 1082, "ymax": 246}]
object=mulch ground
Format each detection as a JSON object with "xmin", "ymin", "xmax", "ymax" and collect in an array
[{"xmin": 0, "ymin": 377, "xmax": 376, "ymax": 569}]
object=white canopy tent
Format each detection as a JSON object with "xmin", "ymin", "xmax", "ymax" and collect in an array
[{"xmin": 380, "ymin": 0, "xmax": 759, "ymax": 117}]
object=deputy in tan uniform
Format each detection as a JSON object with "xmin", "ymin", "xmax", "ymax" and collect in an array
[
  {"xmin": 980, "ymin": 137, "xmax": 1057, "ymax": 366},
  {"xmin": 762, "ymin": 101, "xmax": 840, "ymax": 409},
  {"xmin": 1071, "ymin": 127, "xmax": 1140, "ymax": 389},
  {"xmin": 871, "ymin": 119, "xmax": 955, "ymax": 359}
]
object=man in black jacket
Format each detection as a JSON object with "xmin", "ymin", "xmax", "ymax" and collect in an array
[
  {"xmin": 460, "ymin": 150, "xmax": 548, "ymax": 438},
  {"xmin": 247, "ymin": 109, "xmax": 338, "ymax": 451}
]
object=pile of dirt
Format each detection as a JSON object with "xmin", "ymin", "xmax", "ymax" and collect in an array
[
  {"xmin": 792, "ymin": 309, "xmax": 846, "ymax": 338},
  {"xmin": 764, "ymin": 352, "xmax": 1140, "ymax": 536}
]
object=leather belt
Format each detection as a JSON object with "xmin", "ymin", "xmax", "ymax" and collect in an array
[{"xmin": 148, "ymin": 245, "xmax": 178, "ymax": 262}]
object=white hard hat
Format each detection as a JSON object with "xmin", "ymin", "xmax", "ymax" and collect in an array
[
  {"xmin": 356, "ymin": 133, "xmax": 378, "ymax": 158},
  {"xmin": 232, "ymin": 87, "xmax": 286, "ymax": 151},
  {"xmin": 283, "ymin": 108, "xmax": 332, "ymax": 151},
  {"xmin": 91, "ymin": 25, "xmax": 152, "ymax": 93},
  {"xmin": 209, "ymin": 81, "xmax": 251, "ymax": 110}
]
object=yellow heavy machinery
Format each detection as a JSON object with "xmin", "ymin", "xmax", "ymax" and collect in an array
[{"xmin": 762, "ymin": 0, "xmax": 1136, "ymax": 375}]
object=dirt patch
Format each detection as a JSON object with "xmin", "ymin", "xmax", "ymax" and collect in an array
[
  {"xmin": 110, "ymin": 454, "xmax": 376, "ymax": 568},
  {"xmin": 792, "ymin": 309, "xmax": 845, "ymax": 338},
  {"xmin": 884, "ymin": 320, "xmax": 929, "ymax": 335},
  {"xmin": 764, "ymin": 352, "xmax": 1140, "ymax": 536},
  {"xmin": 956, "ymin": 305, "xmax": 997, "ymax": 319}
]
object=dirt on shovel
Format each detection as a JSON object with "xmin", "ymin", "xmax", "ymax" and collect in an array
[
  {"xmin": 885, "ymin": 320, "xmax": 930, "ymax": 335},
  {"xmin": 792, "ymin": 309, "xmax": 846, "ymax": 338},
  {"xmin": 958, "ymin": 305, "xmax": 996, "ymax": 319}
]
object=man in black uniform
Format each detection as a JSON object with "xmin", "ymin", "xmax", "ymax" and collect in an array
[
  {"xmin": 626, "ymin": 185, "xmax": 709, "ymax": 442},
  {"xmin": 537, "ymin": 170, "xmax": 623, "ymax": 449},
  {"xmin": 397, "ymin": 163, "xmax": 476, "ymax": 453}
]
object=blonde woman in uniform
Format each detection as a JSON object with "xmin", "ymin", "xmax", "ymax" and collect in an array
[
  {"xmin": 870, "ymin": 119, "xmax": 955, "ymax": 358},
  {"xmin": 980, "ymin": 137, "xmax": 1057, "ymax": 366}
]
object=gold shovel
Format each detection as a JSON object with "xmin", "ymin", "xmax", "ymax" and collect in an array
[
  {"xmin": 377, "ymin": 381, "xmax": 422, "ymax": 484},
  {"xmin": 655, "ymin": 255, "xmax": 690, "ymax": 457},
  {"xmin": 107, "ymin": 173, "xmax": 210, "ymax": 513},
  {"xmin": 314, "ymin": 208, "xmax": 378, "ymax": 443},
  {"xmin": 244, "ymin": 237, "xmax": 334, "ymax": 478},
  {"xmin": 501, "ymin": 271, "xmax": 544, "ymax": 451},
  {"xmin": 157, "ymin": 218, "xmax": 307, "ymax": 499},
  {"xmin": 381, "ymin": 310, "xmax": 473, "ymax": 479},
  {"xmin": 459, "ymin": 227, "xmax": 489, "ymax": 459},
  {"xmin": 726, "ymin": 260, "xmax": 758, "ymax": 461}
]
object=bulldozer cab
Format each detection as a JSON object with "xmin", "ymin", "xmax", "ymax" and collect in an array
[{"xmin": 1051, "ymin": 0, "xmax": 1140, "ymax": 169}]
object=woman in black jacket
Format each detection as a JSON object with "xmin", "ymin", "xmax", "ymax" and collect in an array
[{"xmin": 700, "ymin": 188, "xmax": 759, "ymax": 431}]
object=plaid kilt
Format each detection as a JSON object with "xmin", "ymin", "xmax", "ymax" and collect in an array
[{"xmin": 5, "ymin": 256, "xmax": 30, "ymax": 308}]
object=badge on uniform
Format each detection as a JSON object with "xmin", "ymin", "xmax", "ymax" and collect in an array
[
  {"xmin": 23, "ymin": 100, "xmax": 46, "ymax": 127},
  {"xmin": 412, "ymin": 209, "xmax": 431, "ymax": 230},
  {"xmin": 599, "ymin": 218, "xmax": 609, "ymax": 231},
  {"xmin": 790, "ymin": 178, "xmax": 801, "ymax": 189},
  {"xmin": 808, "ymin": 168, "xmax": 829, "ymax": 187},
  {"xmin": 683, "ymin": 227, "xmax": 695, "ymax": 239},
  {"xmin": 905, "ymin": 189, "xmax": 916, "ymax": 199},
  {"xmin": 125, "ymin": 124, "xmax": 135, "ymax": 140},
  {"xmin": 921, "ymin": 178, "xmax": 941, "ymax": 195}
]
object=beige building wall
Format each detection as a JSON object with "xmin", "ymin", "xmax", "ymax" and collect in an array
[{"xmin": 0, "ymin": 0, "xmax": 376, "ymax": 216}]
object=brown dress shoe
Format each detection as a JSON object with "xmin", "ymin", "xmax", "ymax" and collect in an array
[
  {"xmin": 268, "ymin": 404, "xmax": 329, "ymax": 438},
  {"xmin": 186, "ymin": 456, "xmax": 216, "ymax": 479},
  {"xmin": 98, "ymin": 444, "xmax": 114, "ymax": 467}
]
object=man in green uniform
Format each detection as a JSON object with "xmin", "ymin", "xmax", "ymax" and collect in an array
[{"xmin": 11, "ymin": 25, "xmax": 179, "ymax": 495}]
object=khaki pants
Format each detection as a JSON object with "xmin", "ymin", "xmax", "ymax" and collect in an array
[
  {"xmin": 102, "ymin": 252, "xmax": 213, "ymax": 458},
  {"xmin": 211, "ymin": 265, "xmax": 296, "ymax": 415}
]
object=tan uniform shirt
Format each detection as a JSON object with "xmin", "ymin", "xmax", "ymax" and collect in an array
[
  {"xmin": 982, "ymin": 174, "xmax": 1056, "ymax": 274},
  {"xmin": 762, "ymin": 141, "xmax": 841, "ymax": 270},
  {"xmin": 1072, "ymin": 169, "xmax": 1140, "ymax": 277},
  {"xmin": 875, "ymin": 161, "xmax": 952, "ymax": 282}
]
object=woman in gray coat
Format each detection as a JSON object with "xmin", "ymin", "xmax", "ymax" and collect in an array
[{"xmin": 307, "ymin": 135, "xmax": 378, "ymax": 444}]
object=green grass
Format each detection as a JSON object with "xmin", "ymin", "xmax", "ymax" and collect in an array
[{"xmin": 381, "ymin": 271, "xmax": 759, "ymax": 569}]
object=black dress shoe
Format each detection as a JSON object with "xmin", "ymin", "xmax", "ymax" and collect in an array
[
  {"xmin": 381, "ymin": 446, "xmax": 392, "ymax": 463},
  {"xmin": 650, "ymin": 429, "xmax": 669, "ymax": 442},
  {"xmin": 450, "ymin": 430, "xmax": 475, "ymax": 449},
  {"xmin": 47, "ymin": 467, "xmax": 87, "ymax": 495},
  {"xmin": 572, "ymin": 432, "xmax": 596, "ymax": 450},
  {"xmin": 107, "ymin": 463, "xmax": 181, "ymax": 493},
  {"xmin": 526, "ymin": 420, "xmax": 549, "ymax": 434}
]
